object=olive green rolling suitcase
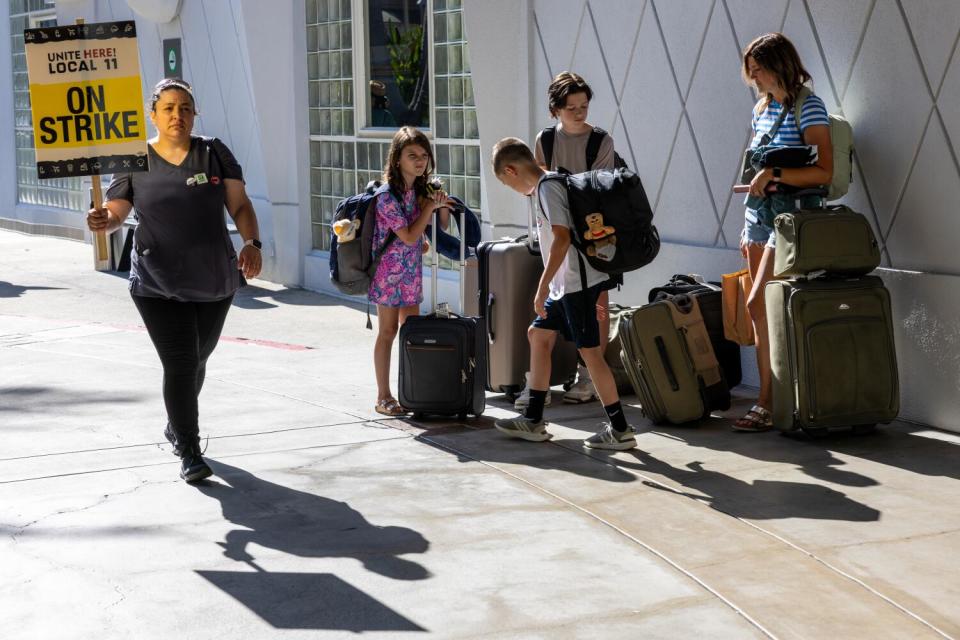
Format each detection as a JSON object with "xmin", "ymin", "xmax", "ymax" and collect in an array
[
  {"xmin": 773, "ymin": 206, "xmax": 881, "ymax": 277},
  {"xmin": 766, "ymin": 276, "xmax": 899, "ymax": 435},
  {"xmin": 619, "ymin": 296, "xmax": 730, "ymax": 424}
]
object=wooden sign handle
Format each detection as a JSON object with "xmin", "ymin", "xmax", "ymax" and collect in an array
[
  {"xmin": 75, "ymin": 17, "xmax": 112, "ymax": 271},
  {"xmin": 91, "ymin": 174, "xmax": 111, "ymax": 270}
]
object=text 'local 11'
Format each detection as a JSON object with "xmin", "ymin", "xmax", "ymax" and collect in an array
[{"xmin": 23, "ymin": 20, "xmax": 148, "ymax": 179}]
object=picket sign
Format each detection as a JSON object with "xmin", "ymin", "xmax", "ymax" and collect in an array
[{"xmin": 24, "ymin": 17, "xmax": 148, "ymax": 270}]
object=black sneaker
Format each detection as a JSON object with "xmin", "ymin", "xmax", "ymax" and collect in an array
[
  {"xmin": 180, "ymin": 443, "xmax": 213, "ymax": 483},
  {"xmin": 163, "ymin": 422, "xmax": 184, "ymax": 457}
]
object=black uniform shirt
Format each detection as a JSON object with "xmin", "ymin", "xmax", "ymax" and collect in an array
[{"xmin": 106, "ymin": 136, "xmax": 245, "ymax": 302}]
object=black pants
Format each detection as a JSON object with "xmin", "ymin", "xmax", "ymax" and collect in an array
[{"xmin": 132, "ymin": 294, "xmax": 233, "ymax": 444}]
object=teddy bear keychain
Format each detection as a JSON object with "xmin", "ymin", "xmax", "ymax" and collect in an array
[{"xmin": 583, "ymin": 212, "xmax": 617, "ymax": 262}]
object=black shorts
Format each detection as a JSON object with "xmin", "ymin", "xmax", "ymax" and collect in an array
[{"xmin": 530, "ymin": 282, "xmax": 604, "ymax": 348}]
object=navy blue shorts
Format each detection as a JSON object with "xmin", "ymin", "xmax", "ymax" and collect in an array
[{"xmin": 531, "ymin": 282, "xmax": 604, "ymax": 349}]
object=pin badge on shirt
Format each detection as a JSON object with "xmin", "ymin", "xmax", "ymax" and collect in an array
[{"xmin": 185, "ymin": 173, "xmax": 208, "ymax": 187}]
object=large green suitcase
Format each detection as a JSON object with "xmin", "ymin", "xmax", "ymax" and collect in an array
[
  {"xmin": 619, "ymin": 297, "xmax": 730, "ymax": 425},
  {"xmin": 773, "ymin": 206, "xmax": 881, "ymax": 277},
  {"xmin": 766, "ymin": 276, "xmax": 899, "ymax": 434}
]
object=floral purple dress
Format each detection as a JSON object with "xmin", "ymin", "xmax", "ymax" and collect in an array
[{"xmin": 368, "ymin": 188, "xmax": 423, "ymax": 307}]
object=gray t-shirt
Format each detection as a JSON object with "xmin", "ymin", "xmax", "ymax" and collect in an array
[
  {"xmin": 534, "ymin": 127, "xmax": 615, "ymax": 173},
  {"xmin": 106, "ymin": 136, "xmax": 244, "ymax": 302},
  {"xmin": 536, "ymin": 173, "xmax": 608, "ymax": 299}
]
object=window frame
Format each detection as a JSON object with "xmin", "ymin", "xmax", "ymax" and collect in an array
[{"xmin": 351, "ymin": 0, "xmax": 435, "ymax": 139}]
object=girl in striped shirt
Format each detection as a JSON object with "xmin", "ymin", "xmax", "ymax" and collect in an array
[{"xmin": 734, "ymin": 33, "xmax": 834, "ymax": 432}]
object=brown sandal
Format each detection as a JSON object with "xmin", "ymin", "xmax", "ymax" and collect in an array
[
  {"xmin": 375, "ymin": 398, "xmax": 409, "ymax": 417},
  {"xmin": 731, "ymin": 405, "xmax": 774, "ymax": 432}
]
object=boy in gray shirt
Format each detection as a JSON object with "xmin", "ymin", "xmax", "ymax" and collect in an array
[{"xmin": 490, "ymin": 137, "xmax": 636, "ymax": 450}]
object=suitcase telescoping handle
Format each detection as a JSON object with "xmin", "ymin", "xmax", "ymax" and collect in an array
[{"xmin": 430, "ymin": 201, "xmax": 467, "ymax": 315}]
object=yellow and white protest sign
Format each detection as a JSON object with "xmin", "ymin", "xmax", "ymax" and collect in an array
[{"xmin": 24, "ymin": 20, "xmax": 147, "ymax": 179}]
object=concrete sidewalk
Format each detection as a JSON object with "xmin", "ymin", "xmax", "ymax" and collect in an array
[{"xmin": 1, "ymin": 229, "xmax": 958, "ymax": 639}]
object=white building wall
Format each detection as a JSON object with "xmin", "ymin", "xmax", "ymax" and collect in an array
[
  {"xmin": 464, "ymin": 0, "xmax": 960, "ymax": 432},
  {"xmin": 8, "ymin": 0, "xmax": 308, "ymax": 286}
]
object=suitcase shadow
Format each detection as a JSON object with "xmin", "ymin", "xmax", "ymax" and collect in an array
[{"xmin": 617, "ymin": 451, "xmax": 880, "ymax": 522}]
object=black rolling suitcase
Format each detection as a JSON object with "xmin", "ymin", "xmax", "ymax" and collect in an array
[
  {"xmin": 398, "ymin": 205, "xmax": 485, "ymax": 419},
  {"xmin": 648, "ymin": 274, "xmax": 742, "ymax": 388}
]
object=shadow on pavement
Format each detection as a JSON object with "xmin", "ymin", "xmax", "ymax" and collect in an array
[
  {"xmin": 0, "ymin": 281, "xmax": 64, "ymax": 298},
  {"xmin": 196, "ymin": 570, "xmax": 425, "ymax": 631},
  {"xmin": 620, "ymin": 450, "xmax": 881, "ymax": 522},
  {"xmin": 0, "ymin": 385, "xmax": 145, "ymax": 414},
  {"xmin": 194, "ymin": 461, "xmax": 429, "ymax": 631},
  {"xmin": 646, "ymin": 419, "xmax": 880, "ymax": 488},
  {"xmin": 232, "ymin": 285, "xmax": 368, "ymax": 311},
  {"xmin": 415, "ymin": 419, "xmax": 638, "ymax": 484}
]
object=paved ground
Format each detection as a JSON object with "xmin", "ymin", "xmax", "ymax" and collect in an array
[{"xmin": 1, "ymin": 228, "xmax": 958, "ymax": 640}]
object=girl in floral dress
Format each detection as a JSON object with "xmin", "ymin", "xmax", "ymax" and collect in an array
[{"xmin": 370, "ymin": 127, "xmax": 452, "ymax": 416}]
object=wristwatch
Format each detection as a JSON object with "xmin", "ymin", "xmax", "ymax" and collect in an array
[
  {"xmin": 772, "ymin": 167, "xmax": 782, "ymax": 182},
  {"xmin": 244, "ymin": 238, "xmax": 262, "ymax": 250}
]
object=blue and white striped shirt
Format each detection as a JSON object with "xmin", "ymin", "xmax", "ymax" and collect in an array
[{"xmin": 750, "ymin": 93, "xmax": 830, "ymax": 147}]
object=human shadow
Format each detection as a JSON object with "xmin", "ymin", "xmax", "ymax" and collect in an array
[
  {"xmin": 198, "ymin": 460, "xmax": 430, "ymax": 581},
  {"xmin": 0, "ymin": 281, "xmax": 64, "ymax": 298},
  {"xmin": 617, "ymin": 449, "xmax": 880, "ymax": 522},
  {"xmin": 194, "ymin": 461, "xmax": 430, "ymax": 632}
]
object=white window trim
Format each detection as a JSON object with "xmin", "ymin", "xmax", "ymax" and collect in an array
[{"xmin": 28, "ymin": 11, "xmax": 57, "ymax": 28}]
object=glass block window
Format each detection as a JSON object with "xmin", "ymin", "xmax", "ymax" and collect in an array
[
  {"xmin": 432, "ymin": 0, "xmax": 476, "ymax": 141},
  {"xmin": 432, "ymin": 0, "xmax": 481, "ymax": 262},
  {"xmin": 307, "ymin": 0, "xmax": 355, "ymax": 137},
  {"xmin": 356, "ymin": 140, "xmax": 390, "ymax": 190},
  {"xmin": 310, "ymin": 139, "xmax": 357, "ymax": 251},
  {"xmin": 10, "ymin": 2, "xmax": 85, "ymax": 210}
]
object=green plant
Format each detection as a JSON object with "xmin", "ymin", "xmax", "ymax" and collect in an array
[{"xmin": 385, "ymin": 23, "xmax": 423, "ymax": 107}]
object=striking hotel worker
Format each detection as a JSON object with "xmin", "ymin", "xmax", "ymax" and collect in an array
[{"xmin": 86, "ymin": 78, "xmax": 262, "ymax": 483}]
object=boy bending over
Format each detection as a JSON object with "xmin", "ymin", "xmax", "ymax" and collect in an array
[{"xmin": 491, "ymin": 137, "xmax": 636, "ymax": 450}]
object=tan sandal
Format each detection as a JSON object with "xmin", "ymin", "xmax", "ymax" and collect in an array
[
  {"xmin": 375, "ymin": 398, "xmax": 409, "ymax": 417},
  {"xmin": 731, "ymin": 405, "xmax": 773, "ymax": 432}
]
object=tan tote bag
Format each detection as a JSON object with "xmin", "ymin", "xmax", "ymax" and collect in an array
[{"xmin": 722, "ymin": 268, "xmax": 755, "ymax": 346}]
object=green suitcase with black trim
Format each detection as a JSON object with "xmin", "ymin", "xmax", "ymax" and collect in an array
[{"xmin": 766, "ymin": 276, "xmax": 899, "ymax": 434}]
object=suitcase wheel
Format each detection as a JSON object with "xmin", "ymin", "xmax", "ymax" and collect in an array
[
  {"xmin": 413, "ymin": 412, "xmax": 425, "ymax": 421},
  {"xmin": 801, "ymin": 426, "xmax": 829, "ymax": 438},
  {"xmin": 852, "ymin": 424, "xmax": 877, "ymax": 435},
  {"xmin": 458, "ymin": 412, "xmax": 468, "ymax": 422}
]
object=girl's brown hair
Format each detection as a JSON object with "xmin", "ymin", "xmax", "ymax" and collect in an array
[
  {"xmin": 382, "ymin": 126, "xmax": 435, "ymax": 198},
  {"xmin": 742, "ymin": 33, "xmax": 812, "ymax": 114},
  {"xmin": 547, "ymin": 71, "xmax": 593, "ymax": 118}
]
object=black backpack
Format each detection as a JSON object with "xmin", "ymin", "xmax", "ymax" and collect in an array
[
  {"xmin": 540, "ymin": 125, "xmax": 629, "ymax": 172},
  {"xmin": 328, "ymin": 180, "xmax": 396, "ymax": 296},
  {"xmin": 538, "ymin": 168, "xmax": 660, "ymax": 276}
]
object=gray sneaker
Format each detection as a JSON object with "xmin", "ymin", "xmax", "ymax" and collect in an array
[
  {"xmin": 583, "ymin": 424, "xmax": 637, "ymax": 451},
  {"xmin": 494, "ymin": 416, "xmax": 552, "ymax": 442}
]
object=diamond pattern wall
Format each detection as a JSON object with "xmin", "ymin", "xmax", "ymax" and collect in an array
[{"xmin": 529, "ymin": 0, "xmax": 960, "ymax": 276}]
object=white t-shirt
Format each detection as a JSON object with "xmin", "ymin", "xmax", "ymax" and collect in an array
[{"xmin": 535, "ymin": 173, "xmax": 608, "ymax": 300}]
